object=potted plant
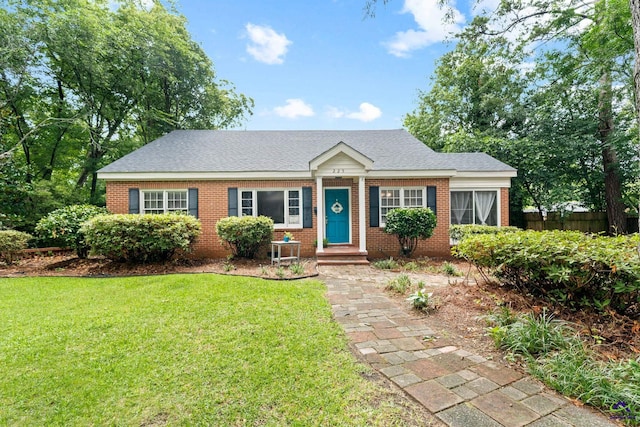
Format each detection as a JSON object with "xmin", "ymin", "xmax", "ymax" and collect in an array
[{"xmin": 283, "ymin": 231, "xmax": 294, "ymax": 242}]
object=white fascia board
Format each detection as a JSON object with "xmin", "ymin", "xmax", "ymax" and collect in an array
[
  {"xmin": 367, "ymin": 169, "xmax": 457, "ymax": 178},
  {"xmin": 455, "ymin": 171, "xmax": 517, "ymax": 178},
  {"xmin": 97, "ymin": 171, "xmax": 313, "ymax": 181},
  {"xmin": 450, "ymin": 176, "xmax": 514, "ymax": 189}
]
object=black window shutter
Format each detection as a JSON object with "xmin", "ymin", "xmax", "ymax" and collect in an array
[
  {"xmin": 369, "ymin": 186, "xmax": 379, "ymax": 227},
  {"xmin": 302, "ymin": 187, "xmax": 312, "ymax": 228},
  {"xmin": 427, "ymin": 186, "xmax": 437, "ymax": 215},
  {"xmin": 128, "ymin": 188, "xmax": 140, "ymax": 214},
  {"xmin": 228, "ymin": 188, "xmax": 238, "ymax": 216},
  {"xmin": 188, "ymin": 188, "xmax": 198, "ymax": 218}
]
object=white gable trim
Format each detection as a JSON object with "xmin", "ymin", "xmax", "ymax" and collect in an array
[{"xmin": 309, "ymin": 142, "xmax": 373, "ymax": 173}]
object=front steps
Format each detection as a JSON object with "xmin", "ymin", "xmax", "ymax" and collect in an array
[{"xmin": 316, "ymin": 245, "xmax": 369, "ymax": 265}]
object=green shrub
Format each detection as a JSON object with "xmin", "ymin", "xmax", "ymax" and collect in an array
[
  {"xmin": 530, "ymin": 346, "xmax": 640, "ymax": 422},
  {"xmin": 449, "ymin": 224, "xmax": 519, "ymax": 242},
  {"xmin": 440, "ymin": 261, "xmax": 461, "ymax": 276},
  {"xmin": 35, "ymin": 204, "xmax": 108, "ymax": 258},
  {"xmin": 486, "ymin": 307, "xmax": 640, "ymax": 420},
  {"xmin": 454, "ymin": 230, "xmax": 640, "ymax": 315},
  {"xmin": 82, "ymin": 214, "xmax": 201, "ymax": 263},
  {"xmin": 290, "ymin": 263, "xmax": 305, "ymax": 275},
  {"xmin": 384, "ymin": 208, "xmax": 437, "ymax": 257},
  {"xmin": 313, "ymin": 238, "xmax": 329, "ymax": 248},
  {"xmin": 407, "ymin": 288, "xmax": 433, "ymax": 311},
  {"xmin": 0, "ymin": 230, "xmax": 32, "ymax": 263},
  {"xmin": 402, "ymin": 260, "xmax": 420, "ymax": 271},
  {"xmin": 385, "ymin": 274, "xmax": 413, "ymax": 294},
  {"xmin": 372, "ymin": 257, "xmax": 399, "ymax": 270},
  {"xmin": 486, "ymin": 308, "xmax": 576, "ymax": 358},
  {"xmin": 216, "ymin": 216, "xmax": 274, "ymax": 259}
]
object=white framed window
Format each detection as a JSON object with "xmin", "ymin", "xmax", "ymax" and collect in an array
[
  {"xmin": 450, "ymin": 190, "xmax": 498, "ymax": 226},
  {"xmin": 142, "ymin": 190, "xmax": 188, "ymax": 214},
  {"xmin": 380, "ymin": 187, "xmax": 425, "ymax": 225},
  {"xmin": 240, "ymin": 188, "xmax": 302, "ymax": 228}
]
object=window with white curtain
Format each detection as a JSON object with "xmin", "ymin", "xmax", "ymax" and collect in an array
[{"xmin": 450, "ymin": 190, "xmax": 498, "ymax": 226}]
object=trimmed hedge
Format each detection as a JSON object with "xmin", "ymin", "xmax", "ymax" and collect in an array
[
  {"xmin": 82, "ymin": 214, "xmax": 201, "ymax": 263},
  {"xmin": 384, "ymin": 208, "xmax": 437, "ymax": 257},
  {"xmin": 449, "ymin": 224, "xmax": 520, "ymax": 242},
  {"xmin": 35, "ymin": 204, "xmax": 109, "ymax": 258},
  {"xmin": 0, "ymin": 230, "xmax": 32, "ymax": 264},
  {"xmin": 453, "ymin": 230, "xmax": 640, "ymax": 316},
  {"xmin": 216, "ymin": 216, "xmax": 273, "ymax": 259}
]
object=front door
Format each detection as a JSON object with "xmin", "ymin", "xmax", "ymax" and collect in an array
[{"xmin": 325, "ymin": 188, "xmax": 349, "ymax": 244}]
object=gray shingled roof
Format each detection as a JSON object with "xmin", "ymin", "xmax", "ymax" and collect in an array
[{"xmin": 98, "ymin": 129, "xmax": 515, "ymax": 174}]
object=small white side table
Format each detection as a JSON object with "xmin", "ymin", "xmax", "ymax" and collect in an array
[{"xmin": 270, "ymin": 240, "xmax": 301, "ymax": 266}]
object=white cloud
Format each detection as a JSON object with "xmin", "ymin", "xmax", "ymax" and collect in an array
[
  {"xmin": 384, "ymin": 0, "xmax": 465, "ymax": 57},
  {"xmin": 274, "ymin": 99, "xmax": 315, "ymax": 119},
  {"xmin": 326, "ymin": 106, "xmax": 345, "ymax": 119},
  {"xmin": 326, "ymin": 103, "xmax": 382, "ymax": 122},
  {"xmin": 245, "ymin": 23, "xmax": 291, "ymax": 65}
]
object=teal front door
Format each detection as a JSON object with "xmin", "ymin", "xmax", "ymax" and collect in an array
[{"xmin": 325, "ymin": 189, "xmax": 349, "ymax": 244}]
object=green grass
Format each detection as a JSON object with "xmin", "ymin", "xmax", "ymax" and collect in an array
[{"xmin": 0, "ymin": 275, "xmax": 416, "ymax": 426}]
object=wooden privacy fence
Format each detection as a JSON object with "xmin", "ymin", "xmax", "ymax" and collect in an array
[{"xmin": 524, "ymin": 212, "xmax": 639, "ymax": 233}]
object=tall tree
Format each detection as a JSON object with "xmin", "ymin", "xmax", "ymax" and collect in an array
[
  {"xmin": 0, "ymin": 0, "xmax": 253, "ymax": 214},
  {"xmin": 371, "ymin": 0, "xmax": 637, "ymax": 232}
]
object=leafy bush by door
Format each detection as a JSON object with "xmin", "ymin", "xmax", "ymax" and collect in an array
[{"xmin": 384, "ymin": 208, "xmax": 437, "ymax": 257}]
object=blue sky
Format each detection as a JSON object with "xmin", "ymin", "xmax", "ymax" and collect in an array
[{"xmin": 173, "ymin": 0, "xmax": 479, "ymax": 130}]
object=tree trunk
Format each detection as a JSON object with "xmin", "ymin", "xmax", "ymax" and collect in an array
[
  {"xmin": 631, "ymin": 0, "xmax": 640, "ymax": 120},
  {"xmin": 630, "ymin": 0, "xmax": 640, "ymax": 239},
  {"xmin": 598, "ymin": 70, "xmax": 627, "ymax": 234}
]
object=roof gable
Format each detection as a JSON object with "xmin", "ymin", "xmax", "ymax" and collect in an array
[{"xmin": 309, "ymin": 142, "xmax": 374, "ymax": 173}]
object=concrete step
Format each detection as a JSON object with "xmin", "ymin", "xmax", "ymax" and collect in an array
[{"xmin": 316, "ymin": 245, "xmax": 369, "ymax": 265}]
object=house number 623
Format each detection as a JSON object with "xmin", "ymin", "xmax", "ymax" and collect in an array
[{"xmin": 332, "ymin": 169, "xmax": 345, "ymax": 174}]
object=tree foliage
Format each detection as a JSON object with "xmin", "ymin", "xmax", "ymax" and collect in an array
[
  {"xmin": 404, "ymin": 0, "xmax": 638, "ymax": 232},
  {"xmin": 0, "ymin": 0, "xmax": 253, "ymax": 231},
  {"xmin": 35, "ymin": 204, "xmax": 108, "ymax": 258}
]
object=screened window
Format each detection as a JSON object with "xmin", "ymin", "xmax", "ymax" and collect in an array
[
  {"xmin": 142, "ymin": 190, "xmax": 188, "ymax": 214},
  {"xmin": 450, "ymin": 190, "xmax": 497, "ymax": 226},
  {"xmin": 380, "ymin": 187, "xmax": 425, "ymax": 225},
  {"xmin": 240, "ymin": 189, "xmax": 302, "ymax": 227}
]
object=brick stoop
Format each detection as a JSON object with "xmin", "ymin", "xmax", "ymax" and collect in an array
[{"xmin": 316, "ymin": 245, "xmax": 369, "ymax": 265}]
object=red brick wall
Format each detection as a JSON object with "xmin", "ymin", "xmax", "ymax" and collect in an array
[
  {"xmin": 106, "ymin": 180, "xmax": 318, "ymax": 258},
  {"xmin": 501, "ymin": 187, "xmax": 510, "ymax": 226},
  {"xmin": 105, "ymin": 178, "xmax": 509, "ymax": 259},
  {"xmin": 365, "ymin": 178, "xmax": 451, "ymax": 259}
]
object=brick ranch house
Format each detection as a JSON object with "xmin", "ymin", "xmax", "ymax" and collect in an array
[{"xmin": 97, "ymin": 129, "xmax": 516, "ymax": 260}]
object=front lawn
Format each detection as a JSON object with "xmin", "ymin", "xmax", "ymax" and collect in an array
[{"xmin": 0, "ymin": 275, "xmax": 416, "ymax": 425}]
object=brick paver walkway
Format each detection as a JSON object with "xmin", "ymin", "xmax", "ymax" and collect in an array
[{"xmin": 319, "ymin": 265, "xmax": 616, "ymax": 427}]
